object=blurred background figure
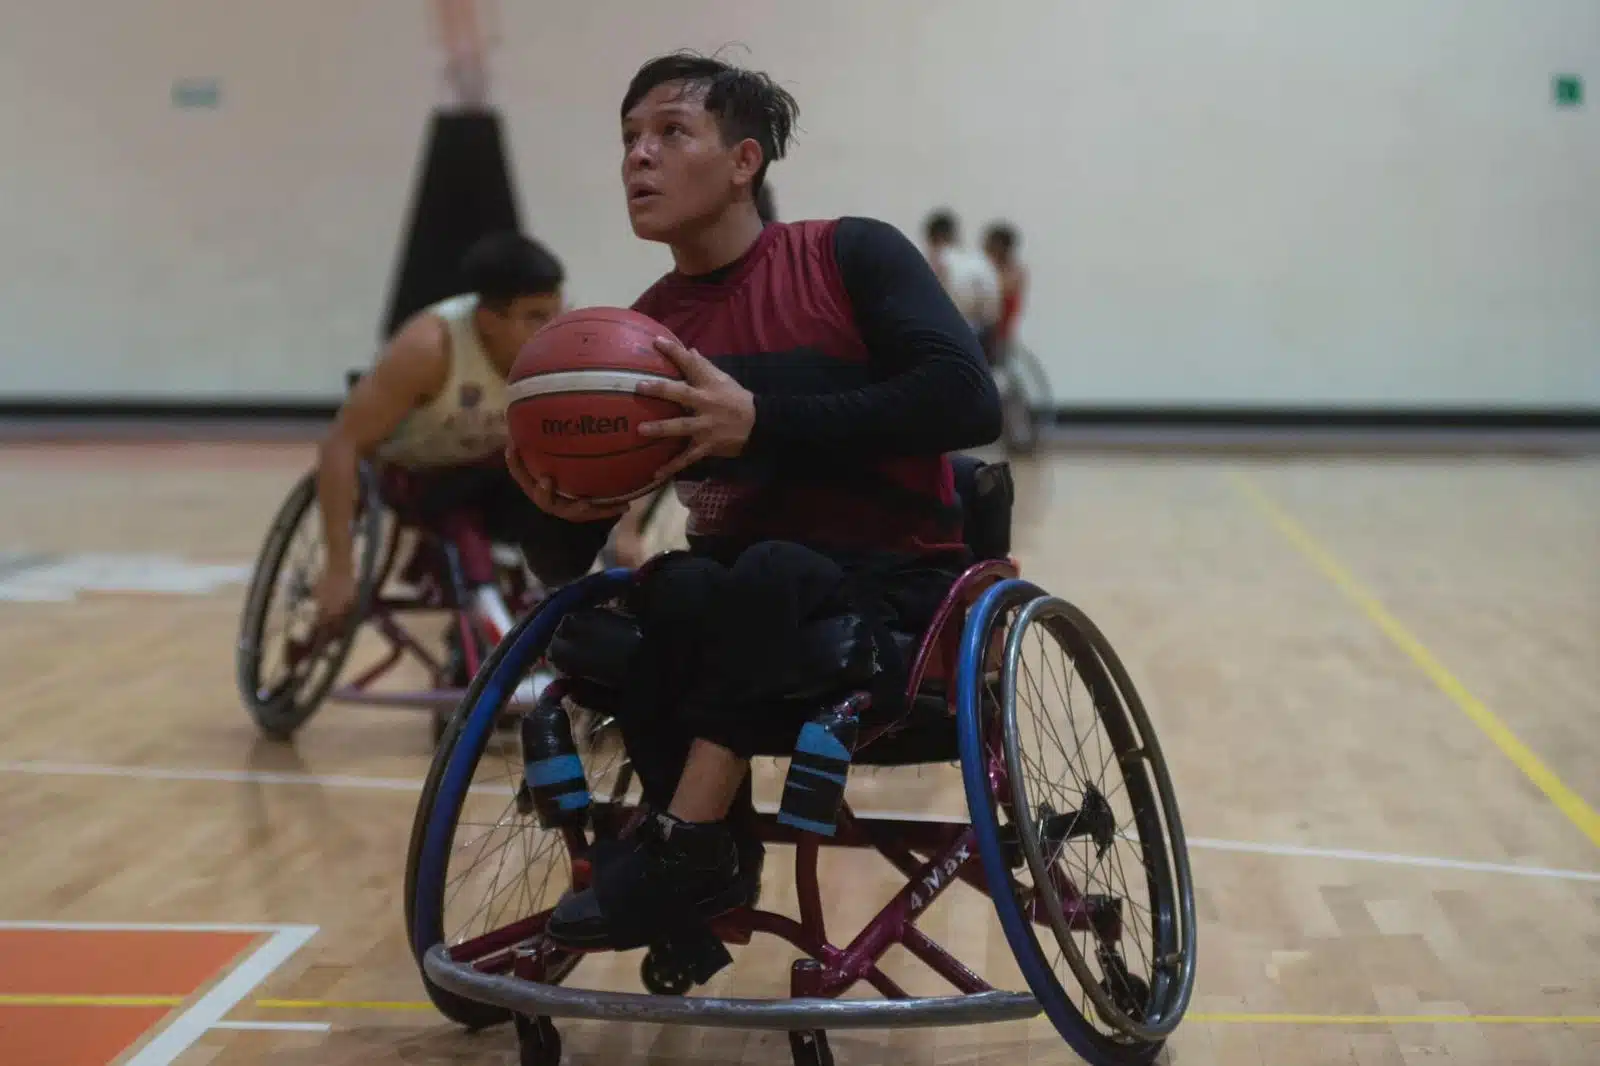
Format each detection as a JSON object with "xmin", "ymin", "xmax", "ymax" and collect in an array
[
  {"xmin": 980, "ymin": 221, "xmax": 1026, "ymax": 366},
  {"xmin": 921, "ymin": 208, "xmax": 1001, "ymax": 337}
]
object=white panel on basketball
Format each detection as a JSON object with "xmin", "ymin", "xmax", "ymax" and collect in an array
[{"xmin": 506, "ymin": 370, "xmax": 676, "ymax": 402}]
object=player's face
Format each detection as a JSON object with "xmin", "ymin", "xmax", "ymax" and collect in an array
[
  {"xmin": 481, "ymin": 291, "xmax": 562, "ymax": 369},
  {"xmin": 621, "ymin": 82, "xmax": 744, "ymax": 242}
]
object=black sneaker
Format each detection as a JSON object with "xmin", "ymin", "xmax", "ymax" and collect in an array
[{"xmin": 546, "ymin": 810, "xmax": 760, "ymax": 951}]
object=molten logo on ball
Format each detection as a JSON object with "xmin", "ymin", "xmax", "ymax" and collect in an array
[{"xmin": 541, "ymin": 414, "xmax": 630, "ymax": 436}]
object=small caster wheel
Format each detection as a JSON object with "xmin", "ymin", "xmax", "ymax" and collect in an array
[
  {"xmin": 640, "ymin": 950, "xmax": 693, "ymax": 996},
  {"xmin": 514, "ymin": 1013, "xmax": 561, "ymax": 1066},
  {"xmin": 1093, "ymin": 948, "xmax": 1152, "ymax": 1028},
  {"xmin": 788, "ymin": 1029, "xmax": 835, "ymax": 1066}
]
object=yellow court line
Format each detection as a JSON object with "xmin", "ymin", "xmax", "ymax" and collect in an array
[
  {"xmin": 253, "ymin": 997, "xmax": 436, "ymax": 1012},
  {"xmin": 1229, "ymin": 473, "xmax": 1600, "ymax": 852},
  {"xmin": 0, "ymin": 993, "xmax": 185, "ymax": 1007}
]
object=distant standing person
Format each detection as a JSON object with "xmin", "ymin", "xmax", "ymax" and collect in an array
[
  {"xmin": 981, "ymin": 222, "xmax": 1027, "ymax": 365},
  {"xmin": 922, "ymin": 209, "xmax": 1000, "ymax": 337}
]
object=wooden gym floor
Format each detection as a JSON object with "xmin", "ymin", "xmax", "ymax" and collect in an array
[{"xmin": 0, "ymin": 438, "xmax": 1595, "ymax": 1065}]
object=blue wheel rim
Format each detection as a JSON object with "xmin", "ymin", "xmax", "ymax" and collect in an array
[
  {"xmin": 957, "ymin": 578, "xmax": 1128, "ymax": 1064},
  {"xmin": 410, "ymin": 570, "xmax": 629, "ymax": 962}
]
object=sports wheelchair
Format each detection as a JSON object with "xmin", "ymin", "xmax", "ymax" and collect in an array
[
  {"xmin": 236, "ymin": 371, "xmax": 687, "ymax": 744},
  {"xmin": 404, "ymin": 456, "xmax": 1196, "ymax": 1066},
  {"xmin": 234, "ymin": 456, "xmax": 548, "ymax": 742}
]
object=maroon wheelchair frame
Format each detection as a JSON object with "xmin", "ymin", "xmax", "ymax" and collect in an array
[
  {"xmin": 324, "ymin": 467, "xmax": 544, "ymax": 718},
  {"xmin": 425, "ymin": 558, "xmax": 1122, "ymax": 1033}
]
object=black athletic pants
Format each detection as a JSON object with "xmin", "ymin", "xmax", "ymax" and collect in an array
[
  {"xmin": 613, "ymin": 541, "xmax": 965, "ymax": 811},
  {"xmin": 396, "ymin": 459, "xmax": 550, "ymax": 585}
]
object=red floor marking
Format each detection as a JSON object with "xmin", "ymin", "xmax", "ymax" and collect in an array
[
  {"xmin": 0, "ymin": 928, "xmax": 264, "ymax": 1066},
  {"xmin": 0, "ymin": 929, "xmax": 257, "ymax": 996},
  {"xmin": 0, "ymin": 1005, "xmax": 175, "ymax": 1066}
]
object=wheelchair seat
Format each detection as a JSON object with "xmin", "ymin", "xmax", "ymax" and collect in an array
[{"xmin": 545, "ymin": 454, "xmax": 1011, "ymax": 768}]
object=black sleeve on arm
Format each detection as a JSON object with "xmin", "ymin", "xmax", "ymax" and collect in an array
[{"xmin": 745, "ymin": 216, "xmax": 1001, "ymax": 460}]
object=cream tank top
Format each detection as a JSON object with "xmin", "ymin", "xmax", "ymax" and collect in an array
[{"xmin": 377, "ymin": 294, "xmax": 510, "ymax": 469}]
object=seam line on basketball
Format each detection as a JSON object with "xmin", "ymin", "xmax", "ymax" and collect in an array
[{"xmin": 507, "ymin": 370, "xmax": 679, "ymax": 401}]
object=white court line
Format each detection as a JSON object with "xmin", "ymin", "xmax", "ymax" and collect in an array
[
  {"xmin": 122, "ymin": 924, "xmax": 319, "ymax": 1066},
  {"xmin": 210, "ymin": 1020, "xmax": 331, "ymax": 1033},
  {"xmin": 5, "ymin": 758, "xmax": 1599, "ymax": 884},
  {"xmin": 1182, "ymin": 835, "xmax": 1600, "ymax": 882},
  {"xmin": 0, "ymin": 919, "xmax": 303, "ymax": 934},
  {"xmin": 0, "ymin": 759, "xmax": 427, "ymax": 793}
]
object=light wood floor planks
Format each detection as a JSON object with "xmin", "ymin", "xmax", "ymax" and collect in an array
[{"xmin": 0, "ymin": 441, "xmax": 1595, "ymax": 1065}]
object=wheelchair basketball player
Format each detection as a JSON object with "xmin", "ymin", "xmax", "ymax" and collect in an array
[
  {"xmin": 312, "ymin": 231, "xmax": 570, "ymax": 632},
  {"xmin": 504, "ymin": 51, "xmax": 1003, "ymax": 952}
]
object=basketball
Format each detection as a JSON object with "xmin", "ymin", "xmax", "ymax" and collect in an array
[{"xmin": 505, "ymin": 306, "xmax": 690, "ymax": 503}]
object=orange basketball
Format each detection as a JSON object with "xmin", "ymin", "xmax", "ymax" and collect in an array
[{"xmin": 506, "ymin": 306, "xmax": 689, "ymax": 504}]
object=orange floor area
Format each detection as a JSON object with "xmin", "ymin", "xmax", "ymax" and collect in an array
[{"xmin": 0, "ymin": 927, "xmax": 260, "ymax": 1066}]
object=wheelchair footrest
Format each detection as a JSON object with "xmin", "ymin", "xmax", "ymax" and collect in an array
[
  {"xmin": 423, "ymin": 943, "xmax": 1042, "ymax": 1029},
  {"xmin": 777, "ymin": 695, "xmax": 865, "ymax": 838}
]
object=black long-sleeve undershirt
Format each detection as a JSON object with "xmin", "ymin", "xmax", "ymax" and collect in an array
[
  {"xmin": 745, "ymin": 216, "xmax": 1002, "ymax": 460},
  {"xmin": 518, "ymin": 217, "xmax": 1002, "ymax": 584}
]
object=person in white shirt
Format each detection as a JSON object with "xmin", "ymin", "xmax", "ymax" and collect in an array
[
  {"xmin": 922, "ymin": 209, "xmax": 1001, "ymax": 334},
  {"xmin": 312, "ymin": 231, "xmax": 565, "ymax": 626}
]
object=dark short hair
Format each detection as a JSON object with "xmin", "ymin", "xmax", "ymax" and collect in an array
[
  {"xmin": 984, "ymin": 222, "xmax": 1019, "ymax": 256},
  {"xmin": 620, "ymin": 51, "xmax": 799, "ymax": 195},
  {"xmin": 924, "ymin": 209, "xmax": 958, "ymax": 243},
  {"xmin": 459, "ymin": 231, "xmax": 564, "ymax": 307}
]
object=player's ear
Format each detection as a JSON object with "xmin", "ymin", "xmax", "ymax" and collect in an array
[{"xmin": 730, "ymin": 137, "xmax": 764, "ymax": 186}]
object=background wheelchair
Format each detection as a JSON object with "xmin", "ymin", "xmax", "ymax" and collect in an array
[
  {"xmin": 404, "ymin": 456, "xmax": 1198, "ymax": 1066},
  {"xmin": 989, "ymin": 336, "xmax": 1055, "ymax": 457},
  {"xmin": 234, "ymin": 370, "xmax": 685, "ymax": 744},
  {"xmin": 234, "ymin": 454, "xmax": 549, "ymax": 744}
]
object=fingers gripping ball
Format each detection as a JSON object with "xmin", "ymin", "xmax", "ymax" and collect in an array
[{"xmin": 507, "ymin": 307, "xmax": 690, "ymax": 503}]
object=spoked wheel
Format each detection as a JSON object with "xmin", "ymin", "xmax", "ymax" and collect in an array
[
  {"xmin": 405, "ymin": 579, "xmax": 634, "ymax": 1030},
  {"xmin": 235, "ymin": 465, "xmax": 384, "ymax": 739},
  {"xmin": 959, "ymin": 580, "xmax": 1196, "ymax": 1066},
  {"xmin": 996, "ymin": 343, "xmax": 1052, "ymax": 457}
]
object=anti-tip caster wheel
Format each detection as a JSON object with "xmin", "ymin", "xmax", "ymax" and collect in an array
[
  {"xmin": 640, "ymin": 949, "xmax": 694, "ymax": 996},
  {"xmin": 788, "ymin": 1029, "xmax": 835, "ymax": 1066},
  {"xmin": 514, "ymin": 1013, "xmax": 561, "ymax": 1066}
]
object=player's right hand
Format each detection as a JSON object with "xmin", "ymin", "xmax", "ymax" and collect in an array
[
  {"xmin": 505, "ymin": 446, "xmax": 631, "ymax": 523},
  {"xmin": 313, "ymin": 567, "xmax": 358, "ymax": 631}
]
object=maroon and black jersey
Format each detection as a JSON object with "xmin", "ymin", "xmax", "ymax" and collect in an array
[{"xmin": 632, "ymin": 217, "xmax": 1000, "ymax": 562}]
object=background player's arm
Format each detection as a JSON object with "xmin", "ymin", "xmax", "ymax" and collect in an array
[
  {"xmin": 316, "ymin": 316, "xmax": 449, "ymax": 585},
  {"xmin": 744, "ymin": 217, "xmax": 1001, "ymax": 460}
]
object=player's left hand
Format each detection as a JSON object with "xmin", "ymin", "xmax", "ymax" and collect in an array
[{"xmin": 635, "ymin": 336, "xmax": 755, "ymax": 480}]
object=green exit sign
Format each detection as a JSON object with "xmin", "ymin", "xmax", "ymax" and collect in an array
[
  {"xmin": 172, "ymin": 77, "xmax": 221, "ymax": 109},
  {"xmin": 1553, "ymin": 74, "xmax": 1583, "ymax": 108}
]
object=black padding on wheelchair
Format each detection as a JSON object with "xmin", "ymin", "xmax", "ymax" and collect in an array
[
  {"xmin": 545, "ymin": 455, "xmax": 1006, "ymax": 769},
  {"xmin": 547, "ymin": 605, "xmax": 961, "ymax": 767},
  {"xmin": 548, "ymin": 605, "xmax": 880, "ymax": 705},
  {"xmin": 951, "ymin": 453, "xmax": 1014, "ymax": 562}
]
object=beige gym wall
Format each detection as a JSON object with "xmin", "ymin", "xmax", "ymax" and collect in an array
[{"xmin": 0, "ymin": 0, "xmax": 1595, "ymax": 408}]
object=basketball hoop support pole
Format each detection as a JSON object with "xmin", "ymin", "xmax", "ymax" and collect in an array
[{"xmin": 432, "ymin": 0, "xmax": 496, "ymax": 110}]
